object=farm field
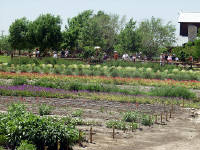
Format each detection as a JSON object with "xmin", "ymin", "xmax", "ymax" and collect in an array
[
  {"xmin": 0, "ymin": 96, "xmax": 200, "ymax": 150},
  {"xmin": 1, "ymin": 60, "xmax": 200, "ymax": 150}
]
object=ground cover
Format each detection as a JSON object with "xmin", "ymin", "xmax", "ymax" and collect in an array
[
  {"xmin": 0, "ymin": 62, "xmax": 199, "ymax": 81},
  {"xmin": 0, "ymin": 72, "xmax": 200, "ymax": 89}
]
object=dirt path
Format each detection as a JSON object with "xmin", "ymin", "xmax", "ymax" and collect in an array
[{"xmin": 74, "ymin": 110, "xmax": 200, "ymax": 150}]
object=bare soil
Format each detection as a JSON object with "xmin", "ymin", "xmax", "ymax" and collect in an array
[{"xmin": 0, "ymin": 96, "xmax": 200, "ymax": 150}]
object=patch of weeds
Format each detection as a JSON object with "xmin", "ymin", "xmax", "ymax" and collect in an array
[{"xmin": 72, "ymin": 109, "xmax": 84, "ymax": 117}]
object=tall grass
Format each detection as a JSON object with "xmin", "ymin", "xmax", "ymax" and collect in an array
[{"xmin": 149, "ymin": 86, "xmax": 196, "ymax": 99}]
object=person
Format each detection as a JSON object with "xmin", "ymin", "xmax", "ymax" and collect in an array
[
  {"xmin": 175, "ymin": 56, "xmax": 179, "ymax": 62},
  {"xmin": 122, "ymin": 53, "xmax": 129, "ymax": 61},
  {"xmin": 36, "ymin": 49, "xmax": 40, "ymax": 57},
  {"xmin": 53, "ymin": 51, "xmax": 58, "ymax": 58},
  {"xmin": 114, "ymin": 51, "xmax": 118, "ymax": 60},
  {"xmin": 132, "ymin": 54, "xmax": 136, "ymax": 62},
  {"xmin": 61, "ymin": 49, "xmax": 65, "ymax": 58},
  {"xmin": 167, "ymin": 55, "xmax": 172, "ymax": 64},
  {"xmin": 65, "ymin": 49, "xmax": 69, "ymax": 58}
]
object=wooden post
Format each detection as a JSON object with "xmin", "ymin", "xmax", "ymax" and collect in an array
[
  {"xmin": 155, "ymin": 114, "xmax": 158, "ymax": 124},
  {"xmin": 149, "ymin": 115, "xmax": 152, "ymax": 127},
  {"xmin": 182, "ymin": 99, "xmax": 184, "ymax": 107},
  {"xmin": 161, "ymin": 113, "xmax": 163, "ymax": 124},
  {"xmin": 166, "ymin": 112, "xmax": 168, "ymax": 121},
  {"xmin": 79, "ymin": 130, "xmax": 82, "ymax": 146},
  {"xmin": 90, "ymin": 126, "xmax": 93, "ymax": 143},
  {"xmin": 57, "ymin": 141, "xmax": 60, "ymax": 150},
  {"xmin": 112, "ymin": 126, "xmax": 115, "ymax": 139},
  {"xmin": 170, "ymin": 110, "xmax": 172, "ymax": 118}
]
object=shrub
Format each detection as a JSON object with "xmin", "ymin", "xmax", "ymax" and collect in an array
[
  {"xmin": 12, "ymin": 77, "xmax": 28, "ymax": 86},
  {"xmin": 106, "ymin": 120, "xmax": 127, "ymax": 130},
  {"xmin": 150, "ymin": 86, "xmax": 196, "ymax": 99},
  {"xmin": 122, "ymin": 111, "xmax": 141, "ymax": 122},
  {"xmin": 17, "ymin": 141, "xmax": 36, "ymax": 150},
  {"xmin": 38, "ymin": 104, "xmax": 53, "ymax": 116},
  {"xmin": 0, "ymin": 103, "xmax": 80, "ymax": 150}
]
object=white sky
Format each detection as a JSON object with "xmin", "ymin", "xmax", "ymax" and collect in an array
[{"xmin": 1, "ymin": 0, "xmax": 200, "ymax": 45}]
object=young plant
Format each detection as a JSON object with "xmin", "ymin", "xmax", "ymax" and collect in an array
[{"xmin": 38, "ymin": 104, "xmax": 53, "ymax": 116}]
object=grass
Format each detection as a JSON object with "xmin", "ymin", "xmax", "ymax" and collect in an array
[
  {"xmin": 0, "ymin": 56, "xmax": 10, "ymax": 63},
  {"xmin": 149, "ymin": 86, "xmax": 196, "ymax": 99}
]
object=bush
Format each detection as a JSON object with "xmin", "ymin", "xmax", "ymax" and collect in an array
[
  {"xmin": 122, "ymin": 111, "xmax": 141, "ymax": 122},
  {"xmin": 17, "ymin": 141, "xmax": 36, "ymax": 150},
  {"xmin": 38, "ymin": 104, "xmax": 53, "ymax": 116},
  {"xmin": 150, "ymin": 86, "xmax": 196, "ymax": 99},
  {"xmin": 0, "ymin": 103, "xmax": 80, "ymax": 150}
]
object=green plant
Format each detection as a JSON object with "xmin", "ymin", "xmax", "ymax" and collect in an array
[
  {"xmin": 38, "ymin": 104, "xmax": 53, "ymax": 116},
  {"xmin": 12, "ymin": 77, "xmax": 28, "ymax": 86},
  {"xmin": 72, "ymin": 109, "xmax": 84, "ymax": 117},
  {"xmin": 0, "ymin": 135, "xmax": 7, "ymax": 147},
  {"xmin": 122, "ymin": 111, "xmax": 141, "ymax": 122},
  {"xmin": 17, "ymin": 141, "xmax": 36, "ymax": 150},
  {"xmin": 0, "ymin": 103, "xmax": 80, "ymax": 150},
  {"xmin": 0, "ymin": 146, "xmax": 6, "ymax": 150},
  {"xmin": 150, "ymin": 86, "xmax": 196, "ymax": 99},
  {"xmin": 106, "ymin": 120, "xmax": 127, "ymax": 130}
]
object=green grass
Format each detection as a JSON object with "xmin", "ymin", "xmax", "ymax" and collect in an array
[
  {"xmin": 0, "ymin": 56, "xmax": 10, "ymax": 63},
  {"xmin": 149, "ymin": 86, "xmax": 196, "ymax": 99}
]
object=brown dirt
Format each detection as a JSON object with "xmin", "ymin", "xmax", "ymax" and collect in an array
[{"xmin": 0, "ymin": 96, "xmax": 200, "ymax": 150}]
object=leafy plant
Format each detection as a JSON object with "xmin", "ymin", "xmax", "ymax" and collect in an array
[
  {"xmin": 72, "ymin": 109, "xmax": 84, "ymax": 117},
  {"xmin": 38, "ymin": 104, "xmax": 53, "ymax": 116},
  {"xmin": 17, "ymin": 141, "xmax": 36, "ymax": 150},
  {"xmin": 12, "ymin": 77, "xmax": 28, "ymax": 86}
]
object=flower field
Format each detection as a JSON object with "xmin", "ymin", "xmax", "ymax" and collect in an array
[{"xmin": 0, "ymin": 61, "xmax": 200, "ymax": 150}]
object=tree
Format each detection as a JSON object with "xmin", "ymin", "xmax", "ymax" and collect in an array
[
  {"xmin": 30, "ymin": 14, "xmax": 62, "ymax": 55},
  {"xmin": 114, "ymin": 18, "xmax": 141, "ymax": 54},
  {"xmin": 0, "ymin": 35, "xmax": 12, "ymax": 54},
  {"xmin": 137, "ymin": 17, "xmax": 176, "ymax": 59},
  {"xmin": 63, "ymin": 10, "xmax": 125, "ymax": 56},
  {"xmin": 9, "ymin": 17, "xmax": 31, "ymax": 54},
  {"xmin": 63, "ymin": 10, "xmax": 93, "ymax": 53}
]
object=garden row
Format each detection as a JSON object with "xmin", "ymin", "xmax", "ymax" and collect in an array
[
  {"xmin": 0, "ymin": 63, "xmax": 199, "ymax": 81},
  {"xmin": 0, "ymin": 101, "xmax": 155, "ymax": 150}
]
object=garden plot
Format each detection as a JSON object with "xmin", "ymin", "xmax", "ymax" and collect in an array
[{"xmin": 0, "ymin": 96, "xmax": 200, "ymax": 150}]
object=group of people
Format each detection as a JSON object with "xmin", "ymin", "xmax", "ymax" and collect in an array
[
  {"xmin": 34, "ymin": 48, "xmax": 69, "ymax": 58},
  {"xmin": 160, "ymin": 53, "xmax": 179, "ymax": 66}
]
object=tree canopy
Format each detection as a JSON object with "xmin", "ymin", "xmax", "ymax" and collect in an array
[
  {"xmin": 6, "ymin": 11, "xmax": 177, "ymax": 59},
  {"xmin": 137, "ymin": 17, "xmax": 176, "ymax": 59}
]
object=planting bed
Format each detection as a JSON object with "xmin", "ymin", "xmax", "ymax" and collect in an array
[{"xmin": 0, "ymin": 96, "xmax": 200, "ymax": 150}]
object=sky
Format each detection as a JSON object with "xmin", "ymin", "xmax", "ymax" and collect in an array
[{"xmin": 1, "ymin": 0, "xmax": 200, "ymax": 45}]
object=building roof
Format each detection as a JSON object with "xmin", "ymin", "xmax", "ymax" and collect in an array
[{"xmin": 178, "ymin": 12, "xmax": 200, "ymax": 23}]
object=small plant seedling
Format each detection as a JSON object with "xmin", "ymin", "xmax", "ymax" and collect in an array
[{"xmin": 72, "ymin": 109, "xmax": 84, "ymax": 117}]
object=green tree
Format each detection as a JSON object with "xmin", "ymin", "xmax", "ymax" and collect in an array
[
  {"xmin": 63, "ymin": 10, "xmax": 93, "ymax": 54},
  {"xmin": 115, "ymin": 18, "xmax": 141, "ymax": 54},
  {"xmin": 0, "ymin": 35, "xmax": 12, "ymax": 54},
  {"xmin": 9, "ymin": 17, "xmax": 31, "ymax": 54},
  {"xmin": 138, "ymin": 17, "xmax": 176, "ymax": 59},
  {"xmin": 30, "ymin": 14, "xmax": 62, "ymax": 56}
]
